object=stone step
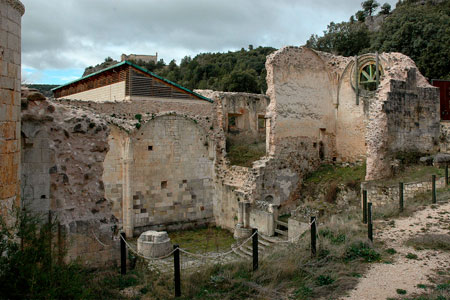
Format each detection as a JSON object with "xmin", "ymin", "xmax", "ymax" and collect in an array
[
  {"xmin": 239, "ymin": 245, "xmax": 253, "ymax": 256},
  {"xmin": 232, "ymin": 246, "xmax": 250, "ymax": 258},
  {"xmin": 275, "ymin": 220, "xmax": 288, "ymax": 228},
  {"xmin": 258, "ymin": 238, "xmax": 271, "ymax": 247},
  {"xmin": 275, "ymin": 228, "xmax": 288, "ymax": 236},
  {"xmin": 243, "ymin": 245, "xmax": 264, "ymax": 253}
]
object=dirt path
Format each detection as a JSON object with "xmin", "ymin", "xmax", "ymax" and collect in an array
[{"xmin": 340, "ymin": 201, "xmax": 450, "ymax": 300}]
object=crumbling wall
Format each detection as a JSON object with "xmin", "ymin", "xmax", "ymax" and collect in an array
[
  {"xmin": 365, "ymin": 54, "xmax": 440, "ymax": 180},
  {"xmin": 0, "ymin": 0, "xmax": 24, "ymax": 216},
  {"xmin": 196, "ymin": 90, "xmax": 269, "ymax": 140},
  {"xmin": 21, "ymin": 98, "xmax": 118, "ymax": 266},
  {"xmin": 61, "ymin": 98, "xmax": 221, "ymax": 236}
]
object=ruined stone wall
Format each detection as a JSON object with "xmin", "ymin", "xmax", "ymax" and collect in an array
[
  {"xmin": 361, "ymin": 177, "xmax": 445, "ymax": 207},
  {"xmin": 195, "ymin": 90, "xmax": 269, "ymax": 139},
  {"xmin": 21, "ymin": 98, "xmax": 118, "ymax": 266},
  {"xmin": 365, "ymin": 54, "xmax": 440, "ymax": 180},
  {"xmin": 440, "ymin": 122, "xmax": 450, "ymax": 153},
  {"xmin": 60, "ymin": 98, "xmax": 221, "ymax": 236},
  {"xmin": 0, "ymin": 0, "xmax": 24, "ymax": 216}
]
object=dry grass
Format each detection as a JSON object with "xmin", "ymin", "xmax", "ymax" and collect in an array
[
  {"xmin": 406, "ymin": 234, "xmax": 450, "ymax": 251},
  {"xmin": 130, "ymin": 209, "xmax": 387, "ymax": 300}
]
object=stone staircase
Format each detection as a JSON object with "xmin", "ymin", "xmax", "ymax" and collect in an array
[
  {"xmin": 274, "ymin": 219, "xmax": 288, "ymax": 237},
  {"xmin": 232, "ymin": 222, "xmax": 289, "ymax": 259}
]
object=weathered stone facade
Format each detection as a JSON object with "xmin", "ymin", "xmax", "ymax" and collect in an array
[
  {"xmin": 0, "ymin": 0, "xmax": 24, "ymax": 216},
  {"xmin": 21, "ymin": 98, "xmax": 118, "ymax": 266}
]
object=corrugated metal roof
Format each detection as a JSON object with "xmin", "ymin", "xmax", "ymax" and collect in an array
[{"xmin": 51, "ymin": 61, "xmax": 213, "ymax": 103}]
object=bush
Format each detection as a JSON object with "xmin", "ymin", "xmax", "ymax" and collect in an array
[
  {"xmin": 0, "ymin": 209, "xmax": 98, "ymax": 299},
  {"xmin": 345, "ymin": 241, "xmax": 381, "ymax": 262}
]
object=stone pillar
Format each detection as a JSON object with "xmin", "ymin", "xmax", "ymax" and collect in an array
[
  {"xmin": 237, "ymin": 201, "xmax": 244, "ymax": 225},
  {"xmin": 243, "ymin": 202, "xmax": 250, "ymax": 228},
  {"xmin": 122, "ymin": 137, "xmax": 134, "ymax": 237},
  {"xmin": 0, "ymin": 0, "xmax": 24, "ymax": 217}
]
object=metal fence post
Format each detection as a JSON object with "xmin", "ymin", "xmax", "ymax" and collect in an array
[
  {"xmin": 310, "ymin": 216, "xmax": 317, "ymax": 257},
  {"xmin": 120, "ymin": 232, "xmax": 126, "ymax": 275},
  {"xmin": 252, "ymin": 228, "xmax": 258, "ymax": 271},
  {"xmin": 174, "ymin": 245, "xmax": 181, "ymax": 297},
  {"xmin": 399, "ymin": 182, "xmax": 404, "ymax": 213},
  {"xmin": 432, "ymin": 175, "xmax": 437, "ymax": 204},
  {"xmin": 363, "ymin": 190, "xmax": 368, "ymax": 224},
  {"xmin": 368, "ymin": 203, "xmax": 373, "ymax": 242}
]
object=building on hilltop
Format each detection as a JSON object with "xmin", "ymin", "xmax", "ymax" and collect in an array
[
  {"xmin": 121, "ymin": 53, "xmax": 158, "ymax": 64},
  {"xmin": 52, "ymin": 61, "xmax": 211, "ymax": 103}
]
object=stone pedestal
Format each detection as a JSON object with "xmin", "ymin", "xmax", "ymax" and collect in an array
[
  {"xmin": 233, "ymin": 223, "xmax": 252, "ymax": 239},
  {"xmin": 137, "ymin": 231, "xmax": 172, "ymax": 258}
]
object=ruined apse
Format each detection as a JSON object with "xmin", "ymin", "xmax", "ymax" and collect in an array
[{"xmin": 255, "ymin": 46, "xmax": 439, "ymax": 212}]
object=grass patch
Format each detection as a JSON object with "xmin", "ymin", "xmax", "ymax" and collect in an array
[
  {"xmin": 226, "ymin": 136, "xmax": 266, "ymax": 167},
  {"xmin": 406, "ymin": 234, "xmax": 450, "ymax": 251},
  {"xmin": 405, "ymin": 253, "xmax": 418, "ymax": 259},
  {"xmin": 168, "ymin": 227, "xmax": 235, "ymax": 254},
  {"xmin": 374, "ymin": 165, "xmax": 445, "ymax": 186},
  {"xmin": 396, "ymin": 288, "xmax": 407, "ymax": 295},
  {"xmin": 304, "ymin": 163, "xmax": 366, "ymax": 185}
]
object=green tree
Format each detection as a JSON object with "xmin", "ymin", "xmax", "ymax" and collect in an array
[
  {"xmin": 379, "ymin": 3, "xmax": 391, "ymax": 14},
  {"xmin": 362, "ymin": 0, "xmax": 380, "ymax": 16},
  {"xmin": 355, "ymin": 10, "xmax": 367, "ymax": 22},
  {"xmin": 306, "ymin": 22, "xmax": 371, "ymax": 56}
]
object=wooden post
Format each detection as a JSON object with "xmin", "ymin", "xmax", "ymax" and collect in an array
[
  {"xmin": 355, "ymin": 56, "xmax": 359, "ymax": 105},
  {"xmin": 174, "ymin": 245, "xmax": 181, "ymax": 297},
  {"xmin": 120, "ymin": 232, "xmax": 126, "ymax": 275},
  {"xmin": 310, "ymin": 216, "xmax": 317, "ymax": 257},
  {"xmin": 368, "ymin": 203, "xmax": 373, "ymax": 242},
  {"xmin": 252, "ymin": 228, "xmax": 258, "ymax": 271},
  {"xmin": 446, "ymin": 165, "xmax": 448, "ymax": 186},
  {"xmin": 399, "ymin": 182, "xmax": 404, "ymax": 213},
  {"xmin": 432, "ymin": 175, "xmax": 437, "ymax": 204},
  {"xmin": 363, "ymin": 190, "xmax": 368, "ymax": 224}
]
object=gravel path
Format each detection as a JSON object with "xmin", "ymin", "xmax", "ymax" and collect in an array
[{"xmin": 340, "ymin": 201, "xmax": 450, "ymax": 300}]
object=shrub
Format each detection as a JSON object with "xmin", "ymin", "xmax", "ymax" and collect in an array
[
  {"xmin": 316, "ymin": 275, "xmax": 335, "ymax": 286},
  {"xmin": 405, "ymin": 253, "xmax": 418, "ymax": 259},
  {"xmin": 345, "ymin": 241, "xmax": 381, "ymax": 262},
  {"xmin": 396, "ymin": 288, "xmax": 407, "ymax": 295}
]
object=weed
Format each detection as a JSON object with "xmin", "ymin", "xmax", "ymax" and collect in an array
[
  {"xmin": 316, "ymin": 275, "xmax": 335, "ymax": 286},
  {"xmin": 345, "ymin": 241, "xmax": 381, "ymax": 262},
  {"xmin": 134, "ymin": 114, "xmax": 142, "ymax": 121},
  {"xmin": 135, "ymin": 123, "xmax": 141, "ymax": 129},
  {"xmin": 386, "ymin": 248, "xmax": 397, "ymax": 254},
  {"xmin": 406, "ymin": 253, "xmax": 418, "ymax": 259},
  {"xmin": 396, "ymin": 288, "xmax": 407, "ymax": 295}
]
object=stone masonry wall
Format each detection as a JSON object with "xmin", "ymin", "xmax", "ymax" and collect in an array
[
  {"xmin": 361, "ymin": 177, "xmax": 445, "ymax": 207},
  {"xmin": 0, "ymin": 0, "xmax": 24, "ymax": 216},
  {"xmin": 440, "ymin": 122, "xmax": 450, "ymax": 153},
  {"xmin": 21, "ymin": 98, "xmax": 119, "ymax": 266},
  {"xmin": 365, "ymin": 54, "xmax": 440, "ymax": 180}
]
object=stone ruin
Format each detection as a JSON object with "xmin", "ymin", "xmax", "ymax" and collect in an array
[{"xmin": 0, "ymin": 0, "xmax": 444, "ymax": 266}]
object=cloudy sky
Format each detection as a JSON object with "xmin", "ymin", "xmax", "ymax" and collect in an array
[{"xmin": 20, "ymin": 0, "xmax": 397, "ymax": 84}]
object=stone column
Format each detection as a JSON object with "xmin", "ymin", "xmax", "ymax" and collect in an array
[
  {"xmin": 122, "ymin": 137, "xmax": 134, "ymax": 237},
  {"xmin": 0, "ymin": 0, "xmax": 24, "ymax": 217},
  {"xmin": 237, "ymin": 201, "xmax": 244, "ymax": 225},
  {"xmin": 243, "ymin": 202, "xmax": 250, "ymax": 228}
]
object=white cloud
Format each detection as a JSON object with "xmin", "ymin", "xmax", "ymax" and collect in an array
[{"xmin": 20, "ymin": 0, "xmax": 398, "ymax": 73}]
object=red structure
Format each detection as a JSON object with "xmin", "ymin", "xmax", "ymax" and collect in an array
[{"xmin": 432, "ymin": 80, "xmax": 450, "ymax": 120}]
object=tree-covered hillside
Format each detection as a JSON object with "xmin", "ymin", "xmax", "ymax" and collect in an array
[
  {"xmin": 127, "ymin": 46, "xmax": 276, "ymax": 94},
  {"xmin": 307, "ymin": 0, "xmax": 450, "ymax": 80}
]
